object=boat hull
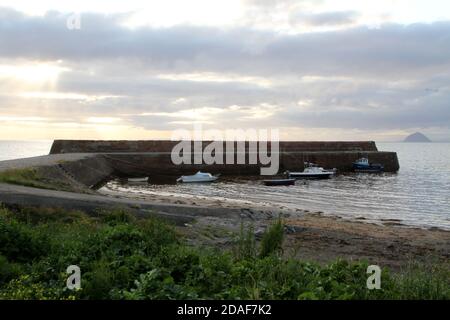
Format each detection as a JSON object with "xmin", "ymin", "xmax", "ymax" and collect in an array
[
  {"xmin": 289, "ymin": 173, "xmax": 334, "ymax": 179},
  {"xmin": 352, "ymin": 163, "xmax": 384, "ymax": 173},
  {"xmin": 263, "ymin": 179, "xmax": 296, "ymax": 186},
  {"xmin": 127, "ymin": 177, "xmax": 149, "ymax": 183},
  {"xmin": 178, "ymin": 177, "xmax": 219, "ymax": 183}
]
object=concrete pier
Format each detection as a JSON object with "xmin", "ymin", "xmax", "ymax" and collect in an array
[
  {"xmin": 50, "ymin": 140, "xmax": 380, "ymax": 154},
  {"xmin": 48, "ymin": 140, "xmax": 399, "ymax": 186},
  {"xmin": 0, "ymin": 140, "xmax": 399, "ymax": 192}
]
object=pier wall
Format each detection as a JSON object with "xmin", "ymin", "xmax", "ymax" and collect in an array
[
  {"xmin": 100, "ymin": 151, "xmax": 399, "ymax": 177},
  {"xmin": 48, "ymin": 140, "xmax": 399, "ymax": 184},
  {"xmin": 51, "ymin": 140, "xmax": 378, "ymax": 154},
  {"xmin": 0, "ymin": 140, "xmax": 399, "ymax": 192}
]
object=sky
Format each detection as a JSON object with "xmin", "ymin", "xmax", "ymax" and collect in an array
[{"xmin": 0, "ymin": 0, "xmax": 449, "ymax": 141}]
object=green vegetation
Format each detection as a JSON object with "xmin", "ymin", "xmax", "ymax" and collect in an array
[
  {"xmin": 0, "ymin": 206, "xmax": 448, "ymax": 300},
  {"xmin": 0, "ymin": 168, "xmax": 43, "ymax": 188},
  {"xmin": 0, "ymin": 168, "xmax": 71, "ymax": 191},
  {"xmin": 259, "ymin": 218, "xmax": 284, "ymax": 258}
]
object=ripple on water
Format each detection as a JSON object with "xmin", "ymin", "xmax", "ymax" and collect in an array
[{"xmin": 101, "ymin": 143, "xmax": 450, "ymax": 230}]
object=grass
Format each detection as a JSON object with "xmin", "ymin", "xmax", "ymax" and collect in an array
[
  {"xmin": 0, "ymin": 168, "xmax": 74, "ymax": 191},
  {"xmin": 259, "ymin": 218, "xmax": 284, "ymax": 258},
  {"xmin": 0, "ymin": 205, "xmax": 448, "ymax": 300}
]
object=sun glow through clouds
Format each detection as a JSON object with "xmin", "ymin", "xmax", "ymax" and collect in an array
[
  {"xmin": 0, "ymin": 63, "xmax": 69, "ymax": 84},
  {"xmin": 0, "ymin": 1, "xmax": 449, "ymax": 140}
]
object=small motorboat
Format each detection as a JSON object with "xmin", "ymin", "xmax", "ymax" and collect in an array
[
  {"xmin": 263, "ymin": 178, "xmax": 296, "ymax": 186},
  {"xmin": 127, "ymin": 177, "xmax": 149, "ymax": 183},
  {"xmin": 287, "ymin": 162, "xmax": 336, "ymax": 179},
  {"xmin": 176, "ymin": 171, "xmax": 220, "ymax": 183},
  {"xmin": 352, "ymin": 157, "xmax": 384, "ymax": 173}
]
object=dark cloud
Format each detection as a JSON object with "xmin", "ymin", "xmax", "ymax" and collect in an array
[
  {"xmin": 1, "ymin": 8, "xmax": 450, "ymax": 78},
  {"xmin": 0, "ymin": 7, "xmax": 449, "ymax": 136}
]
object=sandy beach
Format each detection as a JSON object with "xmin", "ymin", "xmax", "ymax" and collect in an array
[{"xmin": 100, "ymin": 187, "xmax": 450, "ymax": 270}]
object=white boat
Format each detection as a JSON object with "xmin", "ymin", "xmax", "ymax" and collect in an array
[
  {"xmin": 127, "ymin": 177, "xmax": 149, "ymax": 183},
  {"xmin": 176, "ymin": 171, "xmax": 220, "ymax": 183},
  {"xmin": 287, "ymin": 162, "xmax": 336, "ymax": 179}
]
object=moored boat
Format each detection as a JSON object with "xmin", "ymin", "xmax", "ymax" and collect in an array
[
  {"xmin": 287, "ymin": 162, "xmax": 336, "ymax": 179},
  {"xmin": 263, "ymin": 178, "xmax": 296, "ymax": 186},
  {"xmin": 127, "ymin": 177, "xmax": 149, "ymax": 183},
  {"xmin": 352, "ymin": 157, "xmax": 384, "ymax": 173},
  {"xmin": 176, "ymin": 171, "xmax": 220, "ymax": 183}
]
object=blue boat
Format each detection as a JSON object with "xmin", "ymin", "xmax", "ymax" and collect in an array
[{"xmin": 352, "ymin": 157, "xmax": 384, "ymax": 173}]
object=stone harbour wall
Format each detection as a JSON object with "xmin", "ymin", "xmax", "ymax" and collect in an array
[
  {"xmin": 50, "ymin": 140, "xmax": 379, "ymax": 154},
  {"xmin": 48, "ymin": 140, "xmax": 399, "ymax": 184}
]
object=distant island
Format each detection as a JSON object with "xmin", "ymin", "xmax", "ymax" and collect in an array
[{"xmin": 404, "ymin": 132, "xmax": 432, "ymax": 142}]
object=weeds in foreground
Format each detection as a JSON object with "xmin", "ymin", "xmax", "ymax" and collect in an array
[
  {"xmin": 259, "ymin": 218, "xmax": 284, "ymax": 258},
  {"xmin": 0, "ymin": 205, "xmax": 448, "ymax": 300}
]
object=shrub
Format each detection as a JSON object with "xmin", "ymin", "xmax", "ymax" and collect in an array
[
  {"xmin": 232, "ymin": 222, "xmax": 256, "ymax": 261},
  {"xmin": 125, "ymin": 268, "xmax": 199, "ymax": 299},
  {"xmin": 0, "ymin": 215, "xmax": 50, "ymax": 262},
  {"xmin": 0, "ymin": 255, "xmax": 23, "ymax": 284},
  {"xmin": 0, "ymin": 274, "xmax": 64, "ymax": 300},
  {"xmin": 99, "ymin": 208, "xmax": 136, "ymax": 226},
  {"xmin": 0, "ymin": 206, "xmax": 448, "ymax": 300},
  {"xmin": 259, "ymin": 218, "xmax": 284, "ymax": 258},
  {"xmin": 390, "ymin": 261, "xmax": 450, "ymax": 300},
  {"xmin": 82, "ymin": 260, "xmax": 115, "ymax": 300}
]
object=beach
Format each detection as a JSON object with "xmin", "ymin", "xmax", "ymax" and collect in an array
[
  {"xmin": 0, "ymin": 140, "xmax": 449, "ymax": 271},
  {"xmin": 100, "ymin": 186, "xmax": 450, "ymax": 270}
]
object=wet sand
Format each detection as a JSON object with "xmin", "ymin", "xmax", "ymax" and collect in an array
[
  {"xmin": 0, "ymin": 181, "xmax": 448, "ymax": 270},
  {"xmin": 284, "ymin": 213, "xmax": 449, "ymax": 269},
  {"xmin": 100, "ymin": 188, "xmax": 450, "ymax": 270}
]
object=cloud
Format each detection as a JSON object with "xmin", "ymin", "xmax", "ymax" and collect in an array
[
  {"xmin": 243, "ymin": 0, "xmax": 323, "ymax": 9},
  {"xmin": 290, "ymin": 11, "xmax": 360, "ymax": 27},
  {"xmin": 1, "ymin": 8, "xmax": 450, "ymax": 79},
  {"xmin": 0, "ymin": 7, "xmax": 449, "ymax": 140}
]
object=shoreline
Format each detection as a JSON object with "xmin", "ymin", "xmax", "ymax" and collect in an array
[
  {"xmin": 98, "ymin": 187, "xmax": 450, "ymax": 270},
  {"xmin": 0, "ymin": 180, "xmax": 448, "ymax": 271},
  {"xmin": 99, "ymin": 185, "xmax": 450, "ymax": 232},
  {"xmin": 283, "ymin": 213, "xmax": 449, "ymax": 269}
]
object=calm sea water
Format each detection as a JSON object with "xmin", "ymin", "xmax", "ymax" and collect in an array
[
  {"xmin": 104, "ymin": 142, "xmax": 450, "ymax": 230},
  {"xmin": 0, "ymin": 141, "xmax": 449, "ymax": 229},
  {"xmin": 0, "ymin": 140, "xmax": 52, "ymax": 161}
]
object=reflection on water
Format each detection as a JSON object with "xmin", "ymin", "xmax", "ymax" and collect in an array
[
  {"xmin": 0, "ymin": 141, "xmax": 447, "ymax": 229},
  {"xmin": 103, "ymin": 143, "xmax": 450, "ymax": 230}
]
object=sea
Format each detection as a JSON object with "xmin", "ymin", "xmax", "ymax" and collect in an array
[{"xmin": 0, "ymin": 140, "xmax": 449, "ymax": 230}]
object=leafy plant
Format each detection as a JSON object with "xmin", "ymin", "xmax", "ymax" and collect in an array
[
  {"xmin": 259, "ymin": 218, "xmax": 284, "ymax": 258},
  {"xmin": 232, "ymin": 222, "xmax": 256, "ymax": 261},
  {"xmin": 0, "ymin": 206, "xmax": 448, "ymax": 300}
]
